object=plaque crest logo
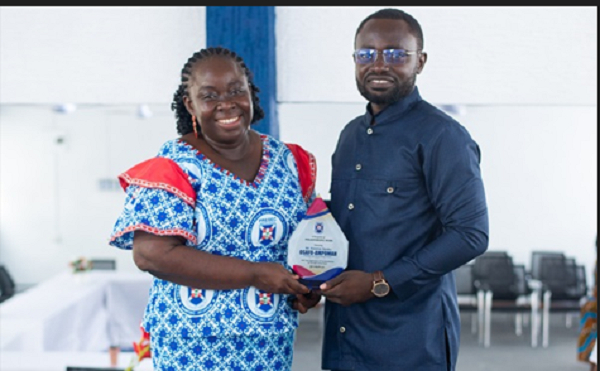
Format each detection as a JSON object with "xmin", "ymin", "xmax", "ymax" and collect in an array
[{"xmin": 315, "ymin": 222, "xmax": 324, "ymax": 234}]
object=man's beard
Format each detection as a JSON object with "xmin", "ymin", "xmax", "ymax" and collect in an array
[{"xmin": 356, "ymin": 74, "xmax": 416, "ymax": 106}]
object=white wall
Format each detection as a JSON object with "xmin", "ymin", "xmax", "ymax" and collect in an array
[
  {"xmin": 0, "ymin": 6, "xmax": 597, "ymax": 286},
  {"xmin": 0, "ymin": 6, "xmax": 206, "ymax": 104},
  {"xmin": 276, "ymin": 6, "xmax": 597, "ymax": 105}
]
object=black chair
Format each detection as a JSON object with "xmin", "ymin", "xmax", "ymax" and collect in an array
[
  {"xmin": 531, "ymin": 251, "xmax": 565, "ymax": 282},
  {"xmin": 566, "ymin": 258, "xmax": 587, "ymax": 298},
  {"xmin": 454, "ymin": 264, "xmax": 485, "ymax": 341},
  {"xmin": 472, "ymin": 251, "xmax": 541, "ymax": 347},
  {"xmin": 0, "ymin": 265, "xmax": 16, "ymax": 303},
  {"xmin": 533, "ymin": 253, "xmax": 587, "ymax": 347},
  {"xmin": 90, "ymin": 259, "xmax": 116, "ymax": 270}
]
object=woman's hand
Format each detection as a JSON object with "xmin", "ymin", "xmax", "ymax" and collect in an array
[
  {"xmin": 251, "ymin": 262, "xmax": 311, "ymax": 295},
  {"xmin": 291, "ymin": 291, "xmax": 322, "ymax": 314}
]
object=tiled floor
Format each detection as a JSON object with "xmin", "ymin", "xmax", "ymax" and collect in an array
[{"xmin": 292, "ymin": 307, "xmax": 591, "ymax": 371}]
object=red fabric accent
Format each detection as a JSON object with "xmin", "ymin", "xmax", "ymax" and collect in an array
[
  {"xmin": 286, "ymin": 143, "xmax": 317, "ymax": 203},
  {"xmin": 306, "ymin": 196, "xmax": 328, "ymax": 215},
  {"xmin": 117, "ymin": 157, "xmax": 196, "ymax": 206},
  {"xmin": 110, "ymin": 224, "xmax": 198, "ymax": 246}
]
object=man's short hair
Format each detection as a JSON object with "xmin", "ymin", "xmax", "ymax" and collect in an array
[{"xmin": 355, "ymin": 8, "xmax": 424, "ymax": 51}]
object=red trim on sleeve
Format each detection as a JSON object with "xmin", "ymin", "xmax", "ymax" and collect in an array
[
  {"xmin": 118, "ymin": 157, "xmax": 196, "ymax": 206},
  {"xmin": 110, "ymin": 224, "xmax": 197, "ymax": 246},
  {"xmin": 286, "ymin": 143, "xmax": 317, "ymax": 203}
]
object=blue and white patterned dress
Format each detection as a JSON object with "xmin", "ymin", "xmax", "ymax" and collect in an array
[{"xmin": 109, "ymin": 133, "xmax": 315, "ymax": 371}]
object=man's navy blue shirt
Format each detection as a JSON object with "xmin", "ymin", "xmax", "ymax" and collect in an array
[{"xmin": 323, "ymin": 87, "xmax": 489, "ymax": 371}]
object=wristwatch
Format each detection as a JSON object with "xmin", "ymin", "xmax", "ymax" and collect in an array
[{"xmin": 371, "ymin": 270, "xmax": 390, "ymax": 298}]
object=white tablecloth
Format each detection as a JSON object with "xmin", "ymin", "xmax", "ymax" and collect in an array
[{"xmin": 0, "ymin": 270, "xmax": 152, "ymax": 352}]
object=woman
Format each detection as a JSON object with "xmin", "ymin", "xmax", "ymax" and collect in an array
[
  {"xmin": 578, "ymin": 268, "xmax": 597, "ymax": 370},
  {"xmin": 110, "ymin": 46, "xmax": 320, "ymax": 370},
  {"xmin": 578, "ymin": 237, "xmax": 597, "ymax": 371}
]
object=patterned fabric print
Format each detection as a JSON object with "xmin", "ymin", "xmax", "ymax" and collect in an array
[
  {"xmin": 150, "ymin": 330, "xmax": 295, "ymax": 371},
  {"xmin": 110, "ymin": 185, "xmax": 197, "ymax": 249},
  {"xmin": 132, "ymin": 135, "xmax": 308, "ymax": 351},
  {"xmin": 578, "ymin": 264, "xmax": 597, "ymax": 362}
]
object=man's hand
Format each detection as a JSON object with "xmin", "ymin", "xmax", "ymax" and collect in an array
[
  {"xmin": 319, "ymin": 270, "xmax": 374, "ymax": 306},
  {"xmin": 291, "ymin": 291, "xmax": 322, "ymax": 314}
]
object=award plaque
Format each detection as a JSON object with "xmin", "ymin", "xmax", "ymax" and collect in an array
[{"xmin": 287, "ymin": 196, "xmax": 348, "ymax": 289}]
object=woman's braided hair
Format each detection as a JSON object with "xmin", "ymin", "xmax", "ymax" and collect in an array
[{"xmin": 171, "ymin": 46, "xmax": 265, "ymax": 136}]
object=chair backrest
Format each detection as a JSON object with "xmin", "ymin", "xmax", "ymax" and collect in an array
[
  {"xmin": 538, "ymin": 254, "xmax": 579, "ymax": 299},
  {"xmin": 0, "ymin": 265, "xmax": 16, "ymax": 303},
  {"xmin": 531, "ymin": 251, "xmax": 565, "ymax": 280},
  {"xmin": 564, "ymin": 262, "xmax": 587, "ymax": 298},
  {"xmin": 473, "ymin": 251, "xmax": 518, "ymax": 300},
  {"xmin": 455, "ymin": 264, "xmax": 475, "ymax": 295},
  {"xmin": 90, "ymin": 259, "xmax": 116, "ymax": 270},
  {"xmin": 513, "ymin": 264, "xmax": 532, "ymax": 295}
]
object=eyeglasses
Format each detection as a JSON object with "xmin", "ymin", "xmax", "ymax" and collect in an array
[{"xmin": 353, "ymin": 48, "xmax": 420, "ymax": 65}]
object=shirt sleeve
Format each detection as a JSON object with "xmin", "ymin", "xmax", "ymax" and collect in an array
[
  {"xmin": 383, "ymin": 124, "xmax": 489, "ymax": 301},
  {"xmin": 109, "ymin": 157, "xmax": 198, "ymax": 250}
]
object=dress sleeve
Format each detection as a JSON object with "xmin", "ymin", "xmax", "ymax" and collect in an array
[
  {"xmin": 285, "ymin": 143, "xmax": 317, "ymax": 205},
  {"xmin": 109, "ymin": 157, "xmax": 198, "ymax": 250}
]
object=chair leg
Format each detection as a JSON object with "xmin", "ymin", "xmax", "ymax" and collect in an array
[
  {"xmin": 484, "ymin": 291, "xmax": 493, "ymax": 348},
  {"xmin": 477, "ymin": 290, "xmax": 485, "ymax": 345},
  {"xmin": 566, "ymin": 313, "xmax": 573, "ymax": 328},
  {"xmin": 471, "ymin": 313, "xmax": 477, "ymax": 334},
  {"xmin": 515, "ymin": 313, "xmax": 523, "ymax": 336},
  {"xmin": 531, "ymin": 291, "xmax": 539, "ymax": 348},
  {"xmin": 542, "ymin": 290, "xmax": 551, "ymax": 348}
]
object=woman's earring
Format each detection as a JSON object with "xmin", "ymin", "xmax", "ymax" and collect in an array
[{"xmin": 192, "ymin": 116, "xmax": 198, "ymax": 138}]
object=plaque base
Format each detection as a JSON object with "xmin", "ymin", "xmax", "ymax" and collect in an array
[{"xmin": 293, "ymin": 266, "xmax": 344, "ymax": 290}]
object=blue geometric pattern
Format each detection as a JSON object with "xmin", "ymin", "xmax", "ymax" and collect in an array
[
  {"xmin": 149, "ymin": 330, "xmax": 294, "ymax": 371},
  {"xmin": 110, "ymin": 185, "xmax": 196, "ymax": 249},
  {"xmin": 110, "ymin": 134, "xmax": 309, "ymax": 370}
]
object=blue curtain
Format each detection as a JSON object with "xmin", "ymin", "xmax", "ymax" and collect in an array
[{"xmin": 206, "ymin": 6, "xmax": 279, "ymax": 138}]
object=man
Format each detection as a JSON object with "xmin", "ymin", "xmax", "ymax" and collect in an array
[{"xmin": 319, "ymin": 8, "xmax": 489, "ymax": 371}]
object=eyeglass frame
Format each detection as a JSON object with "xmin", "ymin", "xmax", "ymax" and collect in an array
[{"xmin": 352, "ymin": 48, "xmax": 421, "ymax": 65}]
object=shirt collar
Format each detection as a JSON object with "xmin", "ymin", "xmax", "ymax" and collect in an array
[{"xmin": 364, "ymin": 86, "xmax": 422, "ymax": 125}]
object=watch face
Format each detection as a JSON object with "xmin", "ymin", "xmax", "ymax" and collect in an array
[{"xmin": 373, "ymin": 282, "xmax": 389, "ymax": 296}]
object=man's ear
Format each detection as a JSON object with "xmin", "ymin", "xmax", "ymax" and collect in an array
[{"xmin": 417, "ymin": 52, "xmax": 427, "ymax": 74}]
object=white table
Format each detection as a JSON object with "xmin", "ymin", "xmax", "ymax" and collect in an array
[{"xmin": 0, "ymin": 270, "xmax": 153, "ymax": 352}]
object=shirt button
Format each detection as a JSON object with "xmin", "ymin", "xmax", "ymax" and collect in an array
[
  {"xmin": 387, "ymin": 187, "xmax": 394, "ymax": 193},
  {"xmin": 367, "ymin": 128, "xmax": 373, "ymax": 135},
  {"xmin": 348, "ymin": 203, "xmax": 354, "ymax": 210},
  {"xmin": 340, "ymin": 327, "xmax": 346, "ymax": 333},
  {"xmin": 355, "ymin": 164, "xmax": 362, "ymax": 171}
]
